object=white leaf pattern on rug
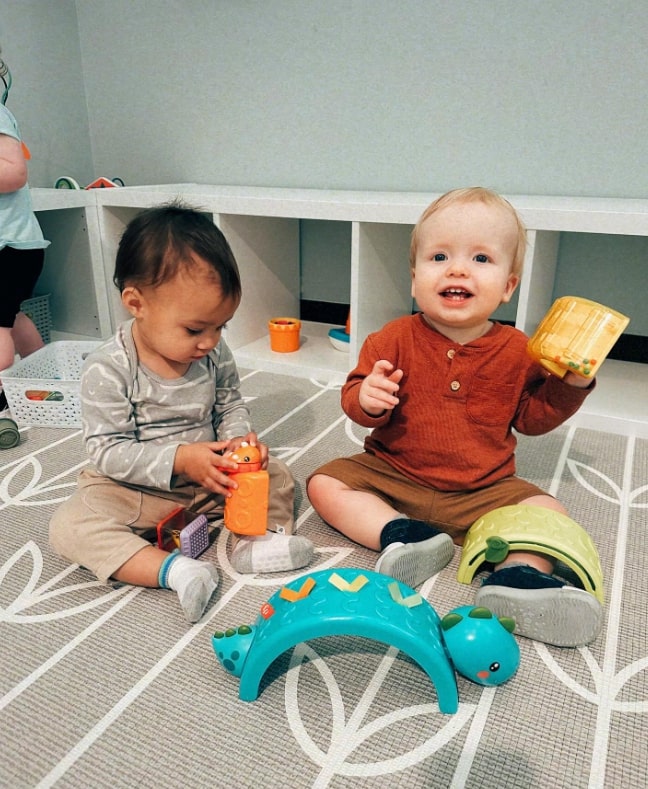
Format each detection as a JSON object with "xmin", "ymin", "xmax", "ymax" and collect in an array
[
  {"xmin": 285, "ymin": 642, "xmax": 476, "ymax": 784},
  {"xmin": 0, "ymin": 541, "xmax": 133, "ymax": 622}
]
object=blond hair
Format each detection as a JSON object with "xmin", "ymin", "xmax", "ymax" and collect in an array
[{"xmin": 409, "ymin": 187, "xmax": 527, "ymax": 277}]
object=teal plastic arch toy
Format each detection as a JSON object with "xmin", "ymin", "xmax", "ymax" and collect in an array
[
  {"xmin": 457, "ymin": 505, "xmax": 604, "ymax": 603},
  {"xmin": 213, "ymin": 567, "xmax": 460, "ymax": 714}
]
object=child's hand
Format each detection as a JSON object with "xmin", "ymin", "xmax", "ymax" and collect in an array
[
  {"xmin": 174, "ymin": 440, "xmax": 241, "ymax": 495},
  {"xmin": 359, "ymin": 360, "xmax": 404, "ymax": 416},
  {"xmin": 224, "ymin": 432, "xmax": 269, "ymax": 469},
  {"xmin": 563, "ymin": 371, "xmax": 593, "ymax": 389}
]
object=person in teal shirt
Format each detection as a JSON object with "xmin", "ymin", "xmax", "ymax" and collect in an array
[{"xmin": 0, "ymin": 46, "xmax": 50, "ymax": 414}]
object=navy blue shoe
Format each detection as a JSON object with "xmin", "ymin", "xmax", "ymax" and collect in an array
[
  {"xmin": 480, "ymin": 565, "xmax": 564, "ymax": 590},
  {"xmin": 476, "ymin": 565, "xmax": 602, "ymax": 647}
]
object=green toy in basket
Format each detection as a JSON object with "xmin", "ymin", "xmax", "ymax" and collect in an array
[{"xmin": 0, "ymin": 416, "xmax": 20, "ymax": 449}]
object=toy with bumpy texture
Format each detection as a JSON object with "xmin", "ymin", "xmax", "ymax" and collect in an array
[
  {"xmin": 440, "ymin": 606, "xmax": 519, "ymax": 686},
  {"xmin": 213, "ymin": 568, "xmax": 457, "ymax": 712},
  {"xmin": 212, "ymin": 568, "xmax": 520, "ymax": 714},
  {"xmin": 527, "ymin": 295, "xmax": 629, "ymax": 379},
  {"xmin": 457, "ymin": 504, "xmax": 604, "ymax": 603},
  {"xmin": 223, "ymin": 443, "xmax": 268, "ymax": 536},
  {"xmin": 156, "ymin": 507, "xmax": 209, "ymax": 558}
]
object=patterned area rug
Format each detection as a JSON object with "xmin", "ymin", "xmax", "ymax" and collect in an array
[{"xmin": 1, "ymin": 368, "xmax": 646, "ymax": 788}]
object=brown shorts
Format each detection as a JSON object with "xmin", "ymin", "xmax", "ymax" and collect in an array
[{"xmin": 310, "ymin": 452, "xmax": 548, "ymax": 544}]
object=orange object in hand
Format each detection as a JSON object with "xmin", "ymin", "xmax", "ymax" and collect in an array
[{"xmin": 223, "ymin": 443, "xmax": 268, "ymax": 536}]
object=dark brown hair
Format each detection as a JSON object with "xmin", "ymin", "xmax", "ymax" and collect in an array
[{"xmin": 113, "ymin": 201, "xmax": 241, "ymax": 300}]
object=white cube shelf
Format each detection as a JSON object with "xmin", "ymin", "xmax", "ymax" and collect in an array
[{"xmin": 30, "ymin": 185, "xmax": 648, "ymax": 437}]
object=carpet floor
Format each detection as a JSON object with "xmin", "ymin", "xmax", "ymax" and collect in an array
[{"xmin": 0, "ymin": 368, "xmax": 646, "ymax": 788}]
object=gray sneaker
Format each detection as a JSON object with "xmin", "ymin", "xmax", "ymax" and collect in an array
[
  {"xmin": 475, "ymin": 584, "xmax": 603, "ymax": 647},
  {"xmin": 375, "ymin": 533, "xmax": 454, "ymax": 588}
]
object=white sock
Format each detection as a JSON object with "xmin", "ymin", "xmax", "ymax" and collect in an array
[
  {"xmin": 230, "ymin": 532, "xmax": 314, "ymax": 574},
  {"xmin": 164, "ymin": 555, "xmax": 219, "ymax": 622}
]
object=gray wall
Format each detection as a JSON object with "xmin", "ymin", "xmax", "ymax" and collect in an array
[
  {"xmin": 76, "ymin": 0, "xmax": 648, "ymax": 198},
  {"xmin": 0, "ymin": 0, "xmax": 92, "ymax": 189},
  {"xmin": 1, "ymin": 1, "xmax": 646, "ymax": 332}
]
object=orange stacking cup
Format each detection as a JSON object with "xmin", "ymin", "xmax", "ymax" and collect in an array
[{"xmin": 268, "ymin": 317, "xmax": 301, "ymax": 352}]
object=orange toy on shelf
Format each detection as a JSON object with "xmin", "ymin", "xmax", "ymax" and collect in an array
[
  {"xmin": 223, "ymin": 443, "xmax": 269, "ymax": 536},
  {"xmin": 268, "ymin": 317, "xmax": 301, "ymax": 352},
  {"xmin": 527, "ymin": 296, "xmax": 630, "ymax": 379}
]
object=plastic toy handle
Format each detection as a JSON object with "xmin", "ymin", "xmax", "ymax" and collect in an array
[{"xmin": 54, "ymin": 176, "xmax": 81, "ymax": 189}]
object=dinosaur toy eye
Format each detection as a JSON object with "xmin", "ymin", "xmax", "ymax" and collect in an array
[{"xmin": 489, "ymin": 662, "xmax": 501, "ymax": 673}]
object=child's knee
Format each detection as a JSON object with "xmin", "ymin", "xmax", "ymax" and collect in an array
[
  {"xmin": 306, "ymin": 472, "xmax": 323, "ymax": 494},
  {"xmin": 267, "ymin": 456, "xmax": 294, "ymax": 494},
  {"xmin": 266, "ymin": 456, "xmax": 295, "ymax": 534},
  {"xmin": 306, "ymin": 473, "xmax": 335, "ymax": 504},
  {"xmin": 49, "ymin": 498, "xmax": 76, "ymax": 557}
]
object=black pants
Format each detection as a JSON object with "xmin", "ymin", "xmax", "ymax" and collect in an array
[{"xmin": 0, "ymin": 246, "xmax": 45, "ymax": 328}]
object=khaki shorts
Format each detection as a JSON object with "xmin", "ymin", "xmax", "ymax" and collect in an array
[
  {"xmin": 49, "ymin": 456, "xmax": 294, "ymax": 584},
  {"xmin": 310, "ymin": 452, "xmax": 547, "ymax": 545}
]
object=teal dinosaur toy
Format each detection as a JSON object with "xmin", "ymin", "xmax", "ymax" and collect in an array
[{"xmin": 212, "ymin": 568, "xmax": 519, "ymax": 714}]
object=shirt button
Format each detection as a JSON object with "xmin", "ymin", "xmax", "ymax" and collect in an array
[
  {"xmin": 447, "ymin": 349, "xmax": 456, "ymax": 359},
  {"xmin": 450, "ymin": 380, "xmax": 461, "ymax": 391}
]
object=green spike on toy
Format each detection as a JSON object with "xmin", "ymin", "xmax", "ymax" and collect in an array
[
  {"xmin": 440, "ymin": 613, "xmax": 462, "ymax": 631},
  {"xmin": 468, "ymin": 607, "xmax": 495, "ymax": 620},
  {"xmin": 498, "ymin": 616, "xmax": 516, "ymax": 634}
]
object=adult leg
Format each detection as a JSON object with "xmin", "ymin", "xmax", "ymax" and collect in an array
[
  {"xmin": 0, "ymin": 326, "xmax": 16, "ymax": 371},
  {"xmin": 0, "ymin": 247, "xmax": 45, "ymax": 410},
  {"xmin": 0, "ymin": 326, "xmax": 14, "ymax": 411},
  {"xmin": 12, "ymin": 310, "xmax": 45, "ymax": 357}
]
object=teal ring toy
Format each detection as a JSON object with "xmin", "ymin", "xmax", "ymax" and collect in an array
[
  {"xmin": 0, "ymin": 417, "xmax": 20, "ymax": 449},
  {"xmin": 213, "ymin": 567, "xmax": 460, "ymax": 713}
]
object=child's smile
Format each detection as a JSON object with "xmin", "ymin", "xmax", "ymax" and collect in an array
[{"xmin": 440, "ymin": 286, "xmax": 473, "ymax": 302}]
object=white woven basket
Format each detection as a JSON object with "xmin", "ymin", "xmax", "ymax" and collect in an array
[
  {"xmin": 19, "ymin": 294, "xmax": 52, "ymax": 344},
  {"xmin": 3, "ymin": 341, "xmax": 101, "ymax": 427}
]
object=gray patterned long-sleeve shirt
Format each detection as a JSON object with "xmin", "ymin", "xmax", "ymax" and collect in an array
[{"xmin": 80, "ymin": 320, "xmax": 252, "ymax": 490}]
